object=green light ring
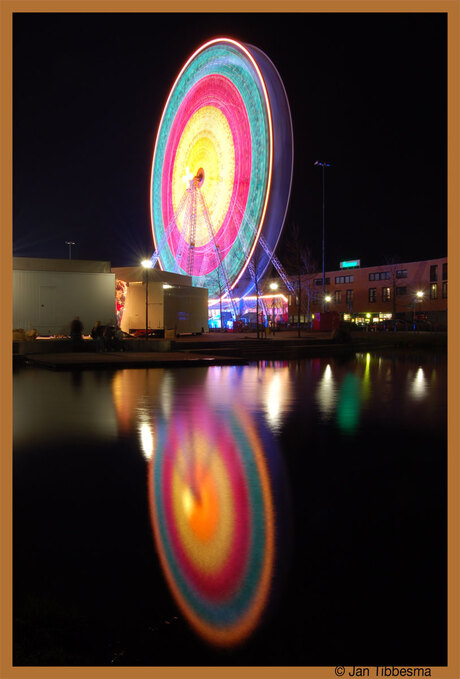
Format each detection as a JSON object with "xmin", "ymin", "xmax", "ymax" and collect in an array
[{"xmin": 151, "ymin": 40, "xmax": 270, "ymax": 293}]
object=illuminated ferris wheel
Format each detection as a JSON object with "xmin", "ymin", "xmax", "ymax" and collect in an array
[{"xmin": 150, "ymin": 38, "xmax": 294, "ymax": 300}]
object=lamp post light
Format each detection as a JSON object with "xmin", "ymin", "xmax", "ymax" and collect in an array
[
  {"xmin": 141, "ymin": 259, "xmax": 153, "ymax": 340},
  {"xmin": 269, "ymin": 282, "xmax": 278, "ymax": 331},
  {"xmin": 413, "ymin": 290, "xmax": 424, "ymax": 330},
  {"xmin": 314, "ymin": 160, "xmax": 331, "ymax": 311},
  {"xmin": 325, "ymin": 294, "xmax": 332, "ymax": 311},
  {"xmin": 65, "ymin": 241, "xmax": 75, "ymax": 260}
]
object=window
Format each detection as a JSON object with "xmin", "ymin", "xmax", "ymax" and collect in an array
[
  {"xmin": 430, "ymin": 265, "xmax": 438, "ymax": 282},
  {"xmin": 334, "ymin": 290, "xmax": 342, "ymax": 303},
  {"xmin": 442, "ymin": 263, "xmax": 447, "ymax": 280},
  {"xmin": 346, "ymin": 289, "xmax": 354, "ymax": 306},
  {"xmin": 314, "ymin": 277, "xmax": 330, "ymax": 286},
  {"xmin": 396, "ymin": 286, "xmax": 407, "ymax": 296},
  {"xmin": 382, "ymin": 287, "xmax": 391, "ymax": 302},
  {"xmin": 430, "ymin": 283, "xmax": 437, "ymax": 300},
  {"xmin": 335, "ymin": 275, "xmax": 354, "ymax": 284},
  {"xmin": 369, "ymin": 271, "xmax": 390, "ymax": 281},
  {"xmin": 442, "ymin": 282, "xmax": 447, "ymax": 298},
  {"xmin": 369, "ymin": 288, "xmax": 376, "ymax": 302},
  {"xmin": 396, "ymin": 269, "xmax": 408, "ymax": 278}
]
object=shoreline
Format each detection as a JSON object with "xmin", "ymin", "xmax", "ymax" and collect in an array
[{"xmin": 13, "ymin": 330, "xmax": 447, "ymax": 371}]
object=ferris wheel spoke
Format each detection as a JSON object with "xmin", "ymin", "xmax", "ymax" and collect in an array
[
  {"xmin": 151, "ymin": 189, "xmax": 190, "ymax": 267},
  {"xmin": 197, "ymin": 189, "xmax": 238, "ymax": 317},
  {"xmin": 174, "ymin": 190, "xmax": 194, "ymax": 273}
]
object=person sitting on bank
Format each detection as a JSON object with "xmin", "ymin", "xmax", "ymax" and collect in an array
[
  {"xmin": 70, "ymin": 316, "xmax": 84, "ymax": 351},
  {"xmin": 113, "ymin": 324, "xmax": 124, "ymax": 351},
  {"xmin": 102, "ymin": 323, "xmax": 115, "ymax": 351},
  {"xmin": 91, "ymin": 321, "xmax": 104, "ymax": 352}
]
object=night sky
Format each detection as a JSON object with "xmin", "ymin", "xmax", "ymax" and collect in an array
[{"xmin": 13, "ymin": 11, "xmax": 447, "ymax": 271}]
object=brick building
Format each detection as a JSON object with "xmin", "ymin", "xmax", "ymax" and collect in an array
[{"xmin": 281, "ymin": 257, "xmax": 447, "ymax": 329}]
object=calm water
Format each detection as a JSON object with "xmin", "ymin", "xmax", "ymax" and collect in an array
[{"xmin": 13, "ymin": 350, "xmax": 447, "ymax": 666}]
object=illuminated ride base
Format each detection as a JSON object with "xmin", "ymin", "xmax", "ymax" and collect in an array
[{"xmin": 149, "ymin": 38, "xmax": 294, "ymax": 319}]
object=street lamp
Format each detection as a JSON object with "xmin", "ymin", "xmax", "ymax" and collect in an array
[
  {"xmin": 269, "ymin": 282, "xmax": 278, "ymax": 330},
  {"xmin": 314, "ymin": 160, "xmax": 331, "ymax": 311},
  {"xmin": 325, "ymin": 294, "xmax": 332, "ymax": 311},
  {"xmin": 142, "ymin": 259, "xmax": 153, "ymax": 339},
  {"xmin": 413, "ymin": 290, "xmax": 424, "ymax": 330},
  {"xmin": 65, "ymin": 241, "xmax": 75, "ymax": 260}
]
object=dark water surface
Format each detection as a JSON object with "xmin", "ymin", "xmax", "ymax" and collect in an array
[{"xmin": 13, "ymin": 350, "xmax": 447, "ymax": 666}]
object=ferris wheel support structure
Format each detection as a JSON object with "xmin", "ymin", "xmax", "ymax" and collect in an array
[
  {"xmin": 234, "ymin": 202, "xmax": 295, "ymax": 295},
  {"xmin": 197, "ymin": 187, "xmax": 239, "ymax": 319}
]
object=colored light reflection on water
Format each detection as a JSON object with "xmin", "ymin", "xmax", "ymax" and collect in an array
[
  {"xmin": 13, "ymin": 349, "xmax": 446, "ymax": 665},
  {"xmin": 148, "ymin": 400, "xmax": 277, "ymax": 647}
]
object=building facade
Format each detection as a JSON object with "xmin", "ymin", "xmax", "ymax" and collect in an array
[
  {"xmin": 282, "ymin": 257, "xmax": 447, "ymax": 329},
  {"xmin": 13, "ymin": 257, "xmax": 116, "ymax": 336}
]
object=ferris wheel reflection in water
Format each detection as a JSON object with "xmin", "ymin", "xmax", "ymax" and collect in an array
[{"xmin": 114, "ymin": 369, "xmax": 291, "ymax": 648}]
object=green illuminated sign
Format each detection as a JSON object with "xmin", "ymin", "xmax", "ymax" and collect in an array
[{"xmin": 340, "ymin": 259, "xmax": 360, "ymax": 269}]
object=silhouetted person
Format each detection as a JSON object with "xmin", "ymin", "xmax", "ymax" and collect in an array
[
  {"xmin": 91, "ymin": 321, "xmax": 104, "ymax": 352},
  {"xmin": 113, "ymin": 325, "xmax": 123, "ymax": 351},
  {"xmin": 70, "ymin": 316, "xmax": 84, "ymax": 351},
  {"xmin": 102, "ymin": 323, "xmax": 115, "ymax": 351}
]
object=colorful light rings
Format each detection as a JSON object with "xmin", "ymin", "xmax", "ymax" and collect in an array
[
  {"xmin": 148, "ymin": 404, "xmax": 275, "ymax": 646},
  {"xmin": 151, "ymin": 39, "xmax": 272, "ymax": 296}
]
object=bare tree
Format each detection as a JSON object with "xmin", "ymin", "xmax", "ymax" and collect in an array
[
  {"xmin": 207, "ymin": 266, "xmax": 226, "ymax": 329},
  {"xmin": 249, "ymin": 247, "xmax": 264, "ymax": 339},
  {"xmin": 383, "ymin": 254, "xmax": 402, "ymax": 319},
  {"xmin": 284, "ymin": 222, "xmax": 317, "ymax": 337}
]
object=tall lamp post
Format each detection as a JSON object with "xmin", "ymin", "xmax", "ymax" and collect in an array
[
  {"xmin": 65, "ymin": 241, "xmax": 75, "ymax": 260},
  {"xmin": 269, "ymin": 282, "xmax": 278, "ymax": 329},
  {"xmin": 314, "ymin": 161, "xmax": 331, "ymax": 311},
  {"xmin": 413, "ymin": 290, "xmax": 424, "ymax": 330},
  {"xmin": 142, "ymin": 259, "xmax": 153, "ymax": 340}
]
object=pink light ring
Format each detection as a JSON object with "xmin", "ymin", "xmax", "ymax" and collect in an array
[
  {"xmin": 160, "ymin": 423, "xmax": 251, "ymax": 603},
  {"xmin": 161, "ymin": 75, "xmax": 251, "ymax": 272}
]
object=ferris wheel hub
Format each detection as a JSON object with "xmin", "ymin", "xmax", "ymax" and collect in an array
[{"xmin": 193, "ymin": 168, "xmax": 205, "ymax": 188}]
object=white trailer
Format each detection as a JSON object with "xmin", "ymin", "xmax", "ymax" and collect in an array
[{"xmin": 13, "ymin": 258, "xmax": 116, "ymax": 336}]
